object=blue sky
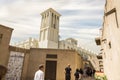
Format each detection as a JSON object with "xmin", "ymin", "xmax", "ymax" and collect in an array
[{"xmin": 0, "ymin": 0, "xmax": 105, "ymax": 53}]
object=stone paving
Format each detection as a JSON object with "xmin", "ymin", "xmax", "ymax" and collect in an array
[{"xmin": 80, "ymin": 76, "xmax": 95, "ymax": 80}]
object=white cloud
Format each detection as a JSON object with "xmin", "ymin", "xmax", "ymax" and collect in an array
[
  {"xmin": 0, "ymin": 6, "xmax": 9, "ymax": 17},
  {"xmin": 0, "ymin": 0, "xmax": 105, "ymax": 53}
]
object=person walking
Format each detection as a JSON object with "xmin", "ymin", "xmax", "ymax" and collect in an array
[
  {"xmin": 92, "ymin": 69, "xmax": 96, "ymax": 77},
  {"xmin": 65, "ymin": 64, "xmax": 72, "ymax": 80},
  {"xmin": 34, "ymin": 64, "xmax": 44, "ymax": 80},
  {"xmin": 79, "ymin": 68, "xmax": 83, "ymax": 80},
  {"xmin": 74, "ymin": 69, "xmax": 80, "ymax": 80}
]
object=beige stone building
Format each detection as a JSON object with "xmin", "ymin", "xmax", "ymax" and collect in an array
[
  {"xmin": 77, "ymin": 47, "xmax": 100, "ymax": 71},
  {"xmin": 0, "ymin": 24, "xmax": 83, "ymax": 80},
  {"xmin": 26, "ymin": 48, "xmax": 83, "ymax": 80},
  {"xmin": 14, "ymin": 37, "xmax": 39, "ymax": 49},
  {"xmin": 59, "ymin": 38, "xmax": 78, "ymax": 50},
  {"xmin": 14, "ymin": 8, "xmax": 78, "ymax": 51},
  {"xmin": 6, "ymin": 46, "xmax": 83, "ymax": 80},
  {"xmin": 96, "ymin": 53, "xmax": 103, "ymax": 72},
  {"xmin": 0, "ymin": 24, "xmax": 13, "ymax": 79},
  {"xmin": 39, "ymin": 8, "xmax": 61, "ymax": 49},
  {"xmin": 95, "ymin": 0, "xmax": 120, "ymax": 80}
]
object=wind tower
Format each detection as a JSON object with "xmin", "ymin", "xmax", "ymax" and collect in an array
[{"xmin": 39, "ymin": 8, "xmax": 61, "ymax": 48}]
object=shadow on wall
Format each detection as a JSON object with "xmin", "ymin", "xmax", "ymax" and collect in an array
[{"xmin": 0, "ymin": 65, "xmax": 7, "ymax": 80}]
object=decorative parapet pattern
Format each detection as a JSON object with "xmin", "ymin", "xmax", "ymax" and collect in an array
[{"xmin": 5, "ymin": 51, "xmax": 24, "ymax": 80}]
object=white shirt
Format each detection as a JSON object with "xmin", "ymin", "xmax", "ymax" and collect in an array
[{"xmin": 34, "ymin": 70, "xmax": 44, "ymax": 80}]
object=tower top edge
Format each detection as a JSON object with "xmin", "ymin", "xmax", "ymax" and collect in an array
[{"xmin": 40, "ymin": 8, "xmax": 61, "ymax": 16}]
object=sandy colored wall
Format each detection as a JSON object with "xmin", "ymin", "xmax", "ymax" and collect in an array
[
  {"xmin": 9, "ymin": 46, "xmax": 30, "ymax": 80},
  {"xmin": 26, "ymin": 48, "xmax": 83, "ymax": 80},
  {"xmin": 0, "ymin": 25, "xmax": 13, "ymax": 67},
  {"xmin": 8, "ymin": 47, "xmax": 83, "ymax": 80},
  {"xmin": 102, "ymin": 0, "xmax": 120, "ymax": 80}
]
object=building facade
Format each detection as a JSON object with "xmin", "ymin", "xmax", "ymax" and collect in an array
[
  {"xmin": 14, "ymin": 37, "xmax": 39, "ymax": 49},
  {"xmin": 95, "ymin": 0, "xmax": 120, "ymax": 80},
  {"xmin": 0, "ymin": 24, "xmax": 13, "ymax": 79},
  {"xmin": 96, "ymin": 53, "xmax": 103, "ymax": 72},
  {"xmin": 59, "ymin": 38, "xmax": 78, "ymax": 50},
  {"xmin": 14, "ymin": 8, "xmax": 78, "ymax": 51},
  {"xmin": 0, "ymin": 24, "xmax": 83, "ymax": 80},
  {"xmin": 77, "ymin": 47, "xmax": 100, "ymax": 71},
  {"xmin": 6, "ymin": 46, "xmax": 83, "ymax": 80}
]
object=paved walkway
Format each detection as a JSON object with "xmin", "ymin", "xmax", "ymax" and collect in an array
[{"xmin": 80, "ymin": 76, "xmax": 95, "ymax": 80}]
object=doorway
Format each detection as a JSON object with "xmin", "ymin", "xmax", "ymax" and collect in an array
[{"xmin": 45, "ymin": 60, "xmax": 57, "ymax": 80}]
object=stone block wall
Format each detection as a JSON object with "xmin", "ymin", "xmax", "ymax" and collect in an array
[{"xmin": 5, "ymin": 51, "xmax": 24, "ymax": 80}]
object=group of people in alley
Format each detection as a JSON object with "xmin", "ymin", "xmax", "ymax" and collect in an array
[
  {"xmin": 65, "ymin": 64, "xmax": 96, "ymax": 80},
  {"xmin": 34, "ymin": 64, "xmax": 96, "ymax": 80}
]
